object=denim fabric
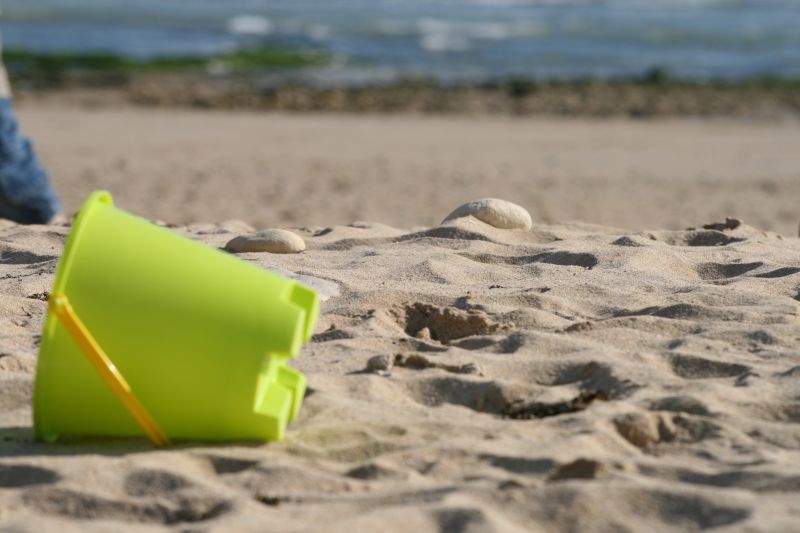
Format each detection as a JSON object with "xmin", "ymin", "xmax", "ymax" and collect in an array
[{"xmin": 0, "ymin": 98, "xmax": 62, "ymax": 223}]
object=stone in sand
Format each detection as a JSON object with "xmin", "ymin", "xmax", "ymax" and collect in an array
[
  {"xmin": 614, "ymin": 412, "xmax": 659, "ymax": 448},
  {"xmin": 442, "ymin": 198, "xmax": 532, "ymax": 230},
  {"xmin": 613, "ymin": 411, "xmax": 667, "ymax": 448},
  {"xmin": 226, "ymin": 229, "xmax": 306, "ymax": 254},
  {"xmin": 366, "ymin": 354, "xmax": 393, "ymax": 372},
  {"xmin": 549, "ymin": 458, "xmax": 607, "ymax": 481}
]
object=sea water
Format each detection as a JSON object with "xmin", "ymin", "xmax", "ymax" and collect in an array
[{"xmin": 0, "ymin": 0, "xmax": 798, "ymax": 83}]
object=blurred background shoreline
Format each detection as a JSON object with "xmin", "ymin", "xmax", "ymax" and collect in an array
[
  {"xmin": 3, "ymin": 0, "xmax": 799, "ymax": 118},
  {"xmin": 4, "ymin": 0, "xmax": 799, "ymax": 235},
  {"xmin": 4, "ymin": 0, "xmax": 799, "ymax": 83}
]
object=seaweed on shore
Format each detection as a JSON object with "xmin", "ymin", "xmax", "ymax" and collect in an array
[
  {"xmin": 7, "ymin": 49, "xmax": 800, "ymax": 118},
  {"xmin": 3, "ymin": 47, "xmax": 327, "ymax": 87}
]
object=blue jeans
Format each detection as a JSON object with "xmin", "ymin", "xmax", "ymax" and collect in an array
[{"xmin": 0, "ymin": 98, "xmax": 62, "ymax": 224}]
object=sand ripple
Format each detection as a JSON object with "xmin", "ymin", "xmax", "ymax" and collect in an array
[{"xmin": 0, "ymin": 219, "xmax": 798, "ymax": 531}]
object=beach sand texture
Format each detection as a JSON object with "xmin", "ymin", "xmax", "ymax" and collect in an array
[
  {"xmin": 0, "ymin": 210, "xmax": 799, "ymax": 531},
  {"xmin": 16, "ymin": 107, "xmax": 800, "ymax": 237}
]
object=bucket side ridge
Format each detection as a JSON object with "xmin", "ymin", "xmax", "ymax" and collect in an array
[
  {"xmin": 289, "ymin": 283, "xmax": 319, "ymax": 343},
  {"xmin": 250, "ymin": 355, "xmax": 304, "ymax": 440}
]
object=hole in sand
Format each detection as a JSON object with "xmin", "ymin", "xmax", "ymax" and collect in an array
[
  {"xmin": 397, "ymin": 303, "xmax": 503, "ymax": 344},
  {"xmin": 22, "ymin": 487, "xmax": 232, "ymax": 524},
  {"xmin": 206, "ymin": 456, "xmax": 261, "ymax": 475},
  {"xmin": 694, "ymin": 262, "xmax": 762, "ymax": 281},
  {"xmin": 124, "ymin": 469, "xmax": 192, "ymax": 497},
  {"xmin": 754, "ymin": 266, "xmax": 800, "ymax": 279},
  {"xmin": 668, "ymin": 354, "xmax": 750, "ymax": 379},
  {"xmin": 0, "ymin": 464, "xmax": 60, "ymax": 488}
]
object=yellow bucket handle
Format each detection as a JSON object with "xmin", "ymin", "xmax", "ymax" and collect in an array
[{"xmin": 48, "ymin": 292, "xmax": 170, "ymax": 447}]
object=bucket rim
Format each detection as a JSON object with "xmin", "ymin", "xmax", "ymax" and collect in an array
[
  {"xmin": 51, "ymin": 191, "xmax": 113, "ymax": 297},
  {"xmin": 33, "ymin": 190, "xmax": 114, "ymax": 441}
]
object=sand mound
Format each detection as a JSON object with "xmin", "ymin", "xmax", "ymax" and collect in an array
[{"xmin": 0, "ymin": 219, "xmax": 798, "ymax": 531}]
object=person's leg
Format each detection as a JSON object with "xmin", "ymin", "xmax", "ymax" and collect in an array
[{"xmin": 0, "ymin": 63, "xmax": 62, "ymax": 224}]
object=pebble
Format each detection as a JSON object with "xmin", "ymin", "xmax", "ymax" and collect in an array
[
  {"xmin": 225, "ymin": 229, "xmax": 306, "ymax": 254},
  {"xmin": 613, "ymin": 411, "xmax": 664, "ymax": 448},
  {"xmin": 366, "ymin": 354, "xmax": 394, "ymax": 372},
  {"xmin": 414, "ymin": 327, "xmax": 432, "ymax": 341},
  {"xmin": 442, "ymin": 198, "xmax": 532, "ymax": 230},
  {"xmin": 549, "ymin": 458, "xmax": 607, "ymax": 482}
]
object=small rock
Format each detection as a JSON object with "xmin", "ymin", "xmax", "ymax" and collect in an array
[
  {"xmin": 226, "ymin": 229, "xmax": 306, "ymax": 254},
  {"xmin": 415, "ymin": 327, "xmax": 432, "ymax": 341},
  {"xmin": 442, "ymin": 198, "xmax": 532, "ymax": 230},
  {"xmin": 549, "ymin": 458, "xmax": 607, "ymax": 482},
  {"xmin": 657, "ymin": 414, "xmax": 677, "ymax": 442},
  {"xmin": 366, "ymin": 354, "xmax": 393, "ymax": 372},
  {"xmin": 613, "ymin": 412, "xmax": 661, "ymax": 448},
  {"xmin": 394, "ymin": 353, "xmax": 434, "ymax": 370}
]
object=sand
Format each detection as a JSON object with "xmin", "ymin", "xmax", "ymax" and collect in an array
[
  {"xmin": 0, "ymin": 105, "xmax": 799, "ymax": 531},
  {"xmin": 0, "ymin": 211, "xmax": 799, "ymax": 531},
  {"xmin": 15, "ymin": 105, "xmax": 800, "ymax": 237}
]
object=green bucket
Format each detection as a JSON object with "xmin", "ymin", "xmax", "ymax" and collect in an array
[{"xmin": 33, "ymin": 191, "xmax": 318, "ymax": 443}]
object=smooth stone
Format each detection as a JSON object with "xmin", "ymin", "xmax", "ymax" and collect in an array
[
  {"xmin": 366, "ymin": 354, "xmax": 394, "ymax": 372},
  {"xmin": 442, "ymin": 198, "xmax": 532, "ymax": 230},
  {"xmin": 414, "ymin": 327, "xmax": 432, "ymax": 341},
  {"xmin": 226, "ymin": 229, "xmax": 306, "ymax": 254},
  {"xmin": 613, "ymin": 412, "xmax": 661, "ymax": 448},
  {"xmin": 549, "ymin": 458, "xmax": 607, "ymax": 482}
]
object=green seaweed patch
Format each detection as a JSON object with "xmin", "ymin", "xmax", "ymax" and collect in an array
[
  {"xmin": 137, "ymin": 48, "xmax": 327, "ymax": 72},
  {"xmin": 212, "ymin": 48, "xmax": 327, "ymax": 70},
  {"xmin": 3, "ymin": 47, "xmax": 327, "ymax": 86}
]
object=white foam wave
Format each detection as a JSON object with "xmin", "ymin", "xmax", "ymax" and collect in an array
[
  {"xmin": 227, "ymin": 15, "xmax": 273, "ymax": 36},
  {"xmin": 416, "ymin": 17, "xmax": 544, "ymax": 52},
  {"xmin": 466, "ymin": 0, "xmax": 746, "ymax": 5},
  {"xmin": 308, "ymin": 24, "xmax": 332, "ymax": 40}
]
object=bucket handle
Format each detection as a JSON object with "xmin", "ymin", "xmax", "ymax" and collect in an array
[{"xmin": 48, "ymin": 292, "xmax": 171, "ymax": 447}]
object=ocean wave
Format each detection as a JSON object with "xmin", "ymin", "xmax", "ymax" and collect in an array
[
  {"xmin": 307, "ymin": 24, "xmax": 332, "ymax": 41},
  {"xmin": 463, "ymin": 0, "xmax": 768, "ymax": 6},
  {"xmin": 416, "ymin": 17, "xmax": 545, "ymax": 52},
  {"xmin": 227, "ymin": 15, "xmax": 272, "ymax": 36}
]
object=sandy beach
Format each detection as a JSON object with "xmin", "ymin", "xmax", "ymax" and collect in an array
[
  {"xmin": 0, "ymin": 104, "xmax": 799, "ymax": 531},
  {"xmin": 16, "ymin": 104, "xmax": 800, "ymax": 236}
]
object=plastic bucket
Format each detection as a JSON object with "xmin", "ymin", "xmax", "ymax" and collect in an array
[{"xmin": 33, "ymin": 191, "xmax": 318, "ymax": 443}]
